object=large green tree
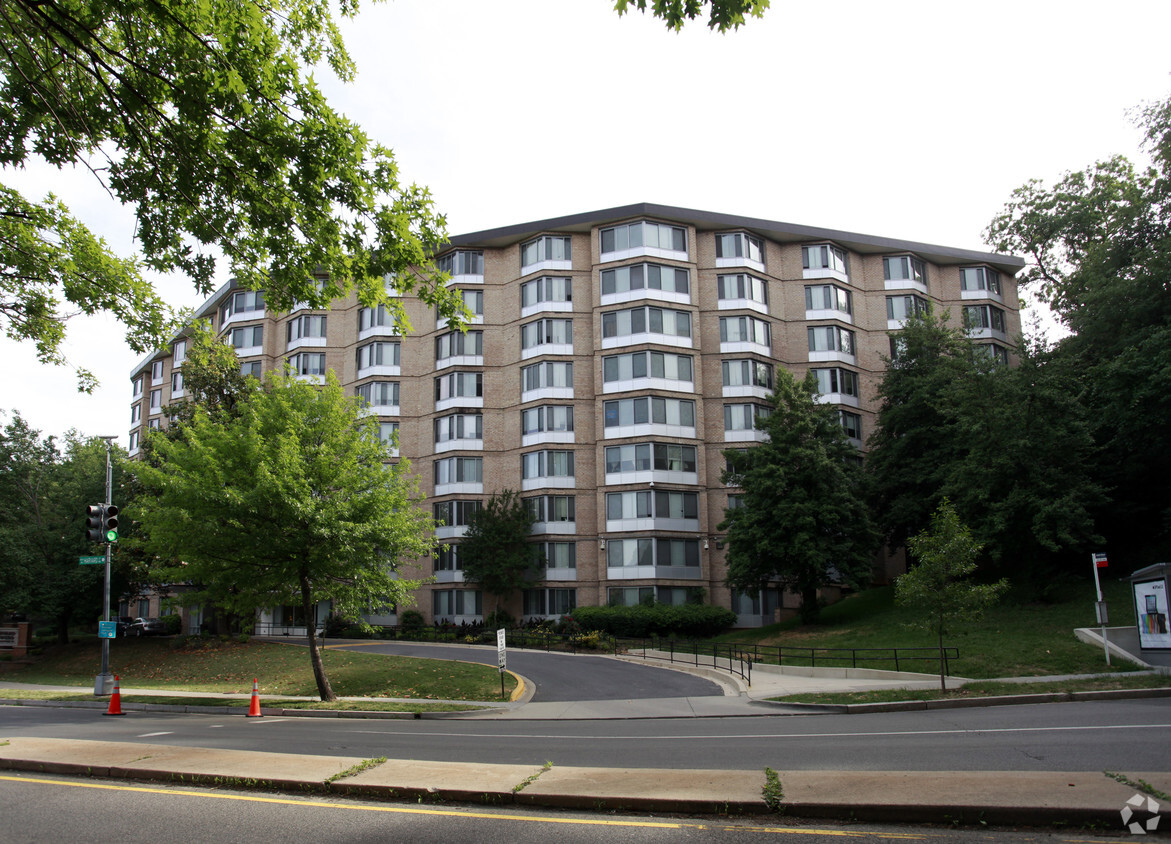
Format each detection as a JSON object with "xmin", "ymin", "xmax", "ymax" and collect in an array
[
  {"xmin": 985, "ymin": 93, "xmax": 1171, "ymax": 565},
  {"xmin": 0, "ymin": 413, "xmax": 131, "ymax": 641},
  {"xmin": 614, "ymin": 0, "xmax": 770, "ymax": 31},
  {"xmin": 1, "ymin": 0, "xmax": 462, "ymax": 387},
  {"xmin": 458, "ymin": 489, "xmax": 539, "ymax": 621},
  {"xmin": 719, "ymin": 368, "xmax": 877, "ymax": 623},
  {"xmin": 130, "ymin": 370, "xmax": 434, "ymax": 701}
]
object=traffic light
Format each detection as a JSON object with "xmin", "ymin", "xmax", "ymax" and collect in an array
[
  {"xmin": 103, "ymin": 504, "xmax": 119, "ymax": 543},
  {"xmin": 86, "ymin": 505, "xmax": 104, "ymax": 543}
]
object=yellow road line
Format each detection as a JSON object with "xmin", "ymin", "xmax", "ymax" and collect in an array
[{"xmin": 0, "ymin": 773, "xmax": 925, "ymax": 838}]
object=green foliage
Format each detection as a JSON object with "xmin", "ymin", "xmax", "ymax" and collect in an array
[
  {"xmin": 130, "ymin": 368, "xmax": 434, "ymax": 700},
  {"xmin": 719, "ymin": 368, "xmax": 877, "ymax": 623},
  {"xmin": 458, "ymin": 490, "xmax": 538, "ymax": 612},
  {"xmin": 570, "ymin": 603, "xmax": 737, "ymax": 638},
  {"xmin": 985, "ymin": 92, "xmax": 1171, "ymax": 566},
  {"xmin": 399, "ymin": 609, "xmax": 425, "ymax": 630},
  {"xmin": 613, "ymin": 0, "xmax": 770, "ymax": 31},
  {"xmin": 482, "ymin": 609, "xmax": 515, "ymax": 631},
  {"xmin": 0, "ymin": 0, "xmax": 465, "ymax": 386},
  {"xmin": 896, "ymin": 501, "xmax": 1009, "ymax": 690}
]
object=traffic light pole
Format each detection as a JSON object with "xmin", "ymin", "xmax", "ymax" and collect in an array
[{"xmin": 95, "ymin": 436, "xmax": 116, "ymax": 696}]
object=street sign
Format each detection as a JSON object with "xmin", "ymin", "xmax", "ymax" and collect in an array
[
  {"xmin": 496, "ymin": 628, "xmax": 507, "ymax": 670},
  {"xmin": 79, "ymin": 555, "xmax": 105, "ymax": 565},
  {"xmin": 1093, "ymin": 552, "xmax": 1109, "ymax": 568},
  {"xmin": 98, "ymin": 621, "xmax": 117, "ymax": 639}
]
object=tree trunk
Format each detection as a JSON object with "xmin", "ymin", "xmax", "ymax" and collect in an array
[
  {"xmin": 56, "ymin": 612, "xmax": 70, "ymax": 645},
  {"xmin": 300, "ymin": 572, "xmax": 335, "ymax": 701},
  {"xmin": 799, "ymin": 581, "xmax": 820, "ymax": 624}
]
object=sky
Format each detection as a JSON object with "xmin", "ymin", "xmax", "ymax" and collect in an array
[{"xmin": 3, "ymin": 0, "xmax": 1170, "ymax": 446}]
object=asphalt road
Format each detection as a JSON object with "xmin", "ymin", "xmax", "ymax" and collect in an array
[
  {"xmin": 330, "ymin": 640, "xmax": 723, "ymax": 701},
  {"xmin": 0, "ymin": 771, "xmax": 1126, "ymax": 844},
  {"xmin": 2, "ymin": 699, "xmax": 1168, "ymax": 773}
]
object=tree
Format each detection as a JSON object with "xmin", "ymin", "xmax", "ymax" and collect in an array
[
  {"xmin": 130, "ymin": 369, "xmax": 433, "ymax": 701},
  {"xmin": 614, "ymin": 0, "xmax": 770, "ymax": 31},
  {"xmin": 895, "ymin": 500, "xmax": 1008, "ymax": 691},
  {"xmin": 458, "ymin": 490, "xmax": 539, "ymax": 621},
  {"xmin": 719, "ymin": 368, "xmax": 877, "ymax": 623},
  {"xmin": 1, "ymin": 0, "xmax": 464, "ymax": 387},
  {"xmin": 985, "ymin": 93, "xmax": 1171, "ymax": 565},
  {"xmin": 0, "ymin": 413, "xmax": 131, "ymax": 641}
]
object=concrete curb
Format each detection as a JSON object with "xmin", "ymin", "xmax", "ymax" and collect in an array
[{"xmin": 765, "ymin": 686, "xmax": 1171, "ymax": 715}]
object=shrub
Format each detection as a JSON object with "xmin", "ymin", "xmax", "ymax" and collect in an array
[
  {"xmin": 483, "ymin": 609, "xmax": 514, "ymax": 630},
  {"xmin": 571, "ymin": 604, "xmax": 737, "ymax": 639},
  {"xmin": 399, "ymin": 609, "xmax": 425, "ymax": 630}
]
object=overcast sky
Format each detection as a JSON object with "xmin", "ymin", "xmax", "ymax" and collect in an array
[{"xmin": 3, "ymin": 0, "xmax": 1169, "ymax": 446}]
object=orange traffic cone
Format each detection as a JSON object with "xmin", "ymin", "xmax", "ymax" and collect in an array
[
  {"xmin": 246, "ymin": 677, "xmax": 263, "ymax": 718},
  {"xmin": 104, "ymin": 675, "xmax": 125, "ymax": 716}
]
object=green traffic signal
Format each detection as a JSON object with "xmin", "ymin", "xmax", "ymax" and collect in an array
[{"xmin": 104, "ymin": 504, "xmax": 119, "ymax": 543}]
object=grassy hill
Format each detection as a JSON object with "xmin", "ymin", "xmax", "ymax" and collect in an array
[{"xmin": 715, "ymin": 577, "xmax": 1144, "ymax": 679}]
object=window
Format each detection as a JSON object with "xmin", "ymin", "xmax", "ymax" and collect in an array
[
  {"xmin": 724, "ymin": 403, "xmax": 771, "ymax": 431},
  {"xmin": 522, "ymin": 405, "xmax": 574, "ymax": 434},
  {"xmin": 960, "ymin": 266, "xmax": 1002, "ymax": 295},
  {"xmin": 840, "ymin": 410, "xmax": 862, "ymax": 440},
  {"xmin": 808, "ymin": 325, "xmax": 855, "ymax": 354},
  {"xmin": 130, "ymin": 404, "xmax": 141, "ymax": 424},
  {"xmin": 434, "ymin": 413, "xmax": 482, "ymax": 444},
  {"xmin": 524, "ymin": 586, "xmax": 577, "ymax": 615},
  {"xmin": 220, "ymin": 289, "xmax": 265, "ymax": 322},
  {"xmin": 522, "ymin": 361, "xmax": 573, "ymax": 391},
  {"xmin": 522, "ymin": 450, "xmax": 575, "ymax": 480},
  {"xmin": 717, "ymin": 274, "xmax": 768, "ymax": 305},
  {"xmin": 172, "ymin": 340, "xmax": 187, "ymax": 364},
  {"xmin": 356, "ymin": 341, "xmax": 400, "ymax": 369},
  {"xmin": 964, "ymin": 304, "xmax": 1007, "ymax": 332},
  {"xmin": 149, "ymin": 389, "xmax": 162, "ymax": 411},
  {"xmin": 437, "ymin": 250, "xmax": 483, "ymax": 277},
  {"xmin": 606, "ymin": 538, "xmax": 700, "ymax": 568},
  {"xmin": 378, "ymin": 421, "xmax": 399, "ymax": 447},
  {"xmin": 433, "ymin": 589, "xmax": 482, "ymax": 618},
  {"xmin": 883, "ymin": 255, "xmax": 926, "ymax": 283},
  {"xmin": 805, "ymin": 285, "xmax": 852, "ymax": 315},
  {"xmin": 132, "ymin": 377, "xmax": 143, "ymax": 398},
  {"xmin": 719, "ymin": 315, "xmax": 771, "ymax": 346},
  {"xmin": 524, "ymin": 495, "xmax": 575, "ymax": 523},
  {"xmin": 715, "ymin": 232, "xmax": 763, "ymax": 263},
  {"xmin": 434, "ymin": 457, "xmax": 483, "ymax": 485},
  {"xmin": 979, "ymin": 343, "xmax": 1010, "ymax": 365},
  {"xmin": 601, "ymin": 264, "xmax": 690, "ymax": 295},
  {"xmin": 521, "ymin": 319, "xmax": 572, "ymax": 350},
  {"xmin": 434, "ymin": 544, "xmax": 463, "ymax": 571},
  {"xmin": 148, "ymin": 418, "xmax": 161, "ymax": 430},
  {"xmin": 521, "ymin": 276, "xmax": 572, "ymax": 307},
  {"xmin": 358, "ymin": 305, "xmax": 394, "ymax": 331},
  {"xmin": 520, "ymin": 235, "xmax": 571, "ymax": 269},
  {"xmin": 435, "ymin": 330, "xmax": 483, "ymax": 360},
  {"xmin": 608, "ymin": 586, "xmax": 655, "ymax": 607},
  {"xmin": 542, "ymin": 545, "xmax": 576, "ymax": 571},
  {"xmin": 231, "ymin": 325, "xmax": 263, "ymax": 349},
  {"xmin": 602, "ymin": 351, "xmax": 693, "ymax": 384},
  {"xmin": 887, "ymin": 295, "xmax": 929, "ymax": 321},
  {"xmin": 722, "ymin": 359, "xmax": 774, "ymax": 390},
  {"xmin": 811, "ymin": 368, "xmax": 860, "ymax": 397},
  {"xmin": 288, "ymin": 352, "xmax": 326, "ymax": 376},
  {"xmin": 171, "ymin": 371, "xmax": 184, "ymax": 394},
  {"xmin": 128, "ymin": 430, "xmax": 139, "ymax": 452},
  {"xmin": 600, "ymin": 221, "xmax": 686, "ymax": 255},
  {"xmin": 802, "ymin": 244, "xmax": 848, "ymax": 274},
  {"xmin": 151, "ymin": 360, "xmax": 165, "ymax": 381},
  {"xmin": 356, "ymin": 381, "xmax": 399, "ymax": 407},
  {"xmin": 287, "ymin": 314, "xmax": 327, "ymax": 342},
  {"xmin": 603, "ymin": 396, "xmax": 695, "ymax": 428},
  {"xmin": 602, "ymin": 306, "xmax": 691, "ymax": 340},
  {"xmin": 240, "ymin": 360, "xmax": 262, "ymax": 378},
  {"xmin": 457, "ymin": 289, "xmax": 484, "ymax": 317},
  {"xmin": 433, "ymin": 500, "xmax": 482, "ymax": 527},
  {"xmin": 604, "ymin": 443, "xmax": 697, "ymax": 473},
  {"xmin": 435, "ymin": 371, "xmax": 483, "ymax": 401},
  {"xmin": 606, "ymin": 490, "xmax": 698, "ymax": 520}
]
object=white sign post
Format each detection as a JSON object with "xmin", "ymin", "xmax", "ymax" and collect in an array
[
  {"xmin": 496, "ymin": 628, "xmax": 507, "ymax": 699},
  {"xmin": 1091, "ymin": 552, "xmax": 1110, "ymax": 665}
]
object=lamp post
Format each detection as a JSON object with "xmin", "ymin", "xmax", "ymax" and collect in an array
[{"xmin": 94, "ymin": 436, "xmax": 117, "ymax": 695}]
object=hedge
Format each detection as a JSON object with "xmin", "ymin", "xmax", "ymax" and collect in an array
[{"xmin": 569, "ymin": 604, "xmax": 737, "ymax": 639}]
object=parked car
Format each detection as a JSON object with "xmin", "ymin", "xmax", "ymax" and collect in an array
[
  {"xmin": 128, "ymin": 617, "xmax": 166, "ymax": 636},
  {"xmin": 115, "ymin": 616, "xmax": 135, "ymax": 637}
]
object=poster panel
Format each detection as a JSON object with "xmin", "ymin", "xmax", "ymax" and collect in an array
[{"xmin": 1133, "ymin": 578, "xmax": 1171, "ymax": 649}]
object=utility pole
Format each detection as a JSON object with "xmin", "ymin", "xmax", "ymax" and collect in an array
[{"xmin": 94, "ymin": 436, "xmax": 117, "ymax": 695}]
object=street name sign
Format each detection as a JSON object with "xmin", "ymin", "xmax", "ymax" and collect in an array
[{"xmin": 79, "ymin": 556, "xmax": 105, "ymax": 565}]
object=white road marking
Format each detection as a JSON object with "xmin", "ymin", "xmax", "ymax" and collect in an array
[{"xmin": 136, "ymin": 731, "xmax": 174, "ymax": 738}]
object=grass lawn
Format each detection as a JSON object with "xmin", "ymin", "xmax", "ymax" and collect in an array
[
  {"xmin": 714, "ymin": 577, "xmax": 1147, "ymax": 679},
  {"xmin": 2, "ymin": 637, "xmax": 515, "ymax": 703}
]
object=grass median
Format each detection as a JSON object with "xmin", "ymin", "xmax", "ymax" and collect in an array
[{"xmin": 1, "ymin": 636, "xmax": 514, "ymax": 712}]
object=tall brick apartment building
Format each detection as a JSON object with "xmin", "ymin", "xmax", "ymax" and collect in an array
[{"xmin": 128, "ymin": 204, "xmax": 1023, "ymax": 630}]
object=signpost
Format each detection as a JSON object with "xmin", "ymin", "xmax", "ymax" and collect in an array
[
  {"xmin": 496, "ymin": 628, "xmax": 507, "ymax": 699},
  {"xmin": 1091, "ymin": 551, "xmax": 1110, "ymax": 665}
]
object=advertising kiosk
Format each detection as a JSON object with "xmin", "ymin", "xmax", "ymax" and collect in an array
[{"xmin": 1128, "ymin": 563, "xmax": 1171, "ymax": 654}]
